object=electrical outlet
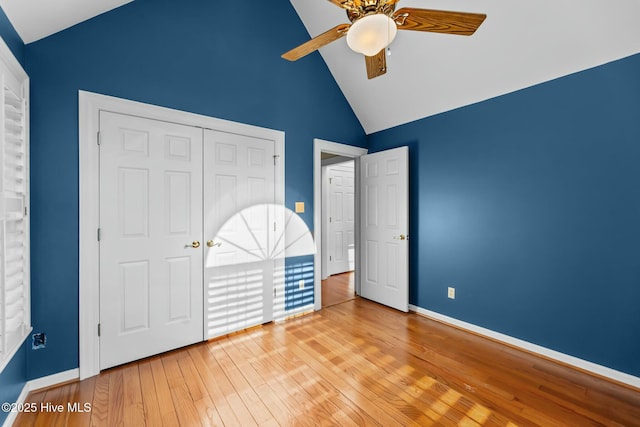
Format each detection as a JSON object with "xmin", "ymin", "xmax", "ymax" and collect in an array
[
  {"xmin": 298, "ymin": 279, "xmax": 305, "ymax": 290},
  {"xmin": 32, "ymin": 332, "xmax": 46, "ymax": 350},
  {"xmin": 447, "ymin": 287, "xmax": 456, "ymax": 299}
]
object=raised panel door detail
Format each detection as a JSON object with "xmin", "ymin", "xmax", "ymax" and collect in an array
[
  {"xmin": 119, "ymin": 168, "xmax": 149, "ymax": 238},
  {"xmin": 386, "ymin": 184, "xmax": 398, "ymax": 228},
  {"xmin": 216, "ymin": 175, "xmax": 238, "ymax": 232},
  {"xmin": 166, "ymin": 257, "xmax": 191, "ymax": 322},
  {"xmin": 165, "ymin": 135, "xmax": 191, "ymax": 161},
  {"xmin": 385, "ymin": 242, "xmax": 399, "ymax": 290},
  {"xmin": 334, "ymin": 231, "xmax": 344, "ymax": 261},
  {"xmin": 216, "ymin": 143, "xmax": 237, "ymax": 165},
  {"xmin": 366, "ymin": 240, "xmax": 378, "ymax": 283},
  {"xmin": 122, "ymin": 129, "xmax": 149, "ymax": 156},
  {"xmin": 333, "ymin": 191, "xmax": 344, "ymax": 222},
  {"xmin": 346, "ymin": 192, "xmax": 354, "ymax": 222},
  {"xmin": 247, "ymin": 147, "xmax": 265, "ymax": 167},
  {"xmin": 120, "ymin": 261, "xmax": 150, "ymax": 333},
  {"xmin": 386, "ymin": 158, "xmax": 399, "ymax": 175},
  {"xmin": 366, "ymin": 184, "xmax": 378, "ymax": 227},
  {"xmin": 165, "ymin": 171, "xmax": 191, "ymax": 235},
  {"xmin": 366, "ymin": 162, "xmax": 378, "ymax": 178},
  {"xmin": 247, "ymin": 177, "xmax": 266, "ymax": 207}
]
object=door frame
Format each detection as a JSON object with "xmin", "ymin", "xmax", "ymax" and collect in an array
[
  {"xmin": 313, "ymin": 139, "xmax": 367, "ymax": 310},
  {"xmin": 79, "ymin": 91, "xmax": 285, "ymax": 379}
]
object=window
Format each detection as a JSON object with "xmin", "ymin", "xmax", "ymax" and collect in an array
[{"xmin": 0, "ymin": 39, "xmax": 30, "ymax": 373}]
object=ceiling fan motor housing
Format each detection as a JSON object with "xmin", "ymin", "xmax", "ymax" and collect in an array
[{"xmin": 346, "ymin": 0, "xmax": 396, "ymax": 22}]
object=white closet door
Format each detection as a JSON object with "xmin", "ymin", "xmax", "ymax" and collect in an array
[
  {"xmin": 360, "ymin": 147, "xmax": 409, "ymax": 312},
  {"xmin": 99, "ymin": 111, "xmax": 203, "ymax": 369},
  {"xmin": 327, "ymin": 161, "xmax": 355, "ymax": 276},
  {"xmin": 204, "ymin": 129, "xmax": 276, "ymax": 339}
]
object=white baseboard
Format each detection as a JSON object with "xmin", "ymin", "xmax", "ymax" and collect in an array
[
  {"xmin": 26, "ymin": 368, "xmax": 79, "ymax": 392},
  {"xmin": 280, "ymin": 303, "xmax": 315, "ymax": 320},
  {"xmin": 409, "ymin": 304, "xmax": 640, "ymax": 390},
  {"xmin": 2, "ymin": 383, "xmax": 29, "ymax": 427},
  {"xmin": 2, "ymin": 368, "xmax": 79, "ymax": 426}
]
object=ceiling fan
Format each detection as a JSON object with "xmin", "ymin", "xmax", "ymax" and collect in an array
[{"xmin": 282, "ymin": 0, "xmax": 486, "ymax": 79}]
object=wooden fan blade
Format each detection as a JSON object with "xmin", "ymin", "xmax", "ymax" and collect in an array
[
  {"xmin": 394, "ymin": 8, "xmax": 486, "ymax": 36},
  {"xmin": 365, "ymin": 49, "xmax": 387, "ymax": 79},
  {"xmin": 282, "ymin": 24, "xmax": 350, "ymax": 61}
]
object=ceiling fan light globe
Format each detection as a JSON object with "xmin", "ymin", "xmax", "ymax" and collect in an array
[{"xmin": 346, "ymin": 14, "xmax": 397, "ymax": 57}]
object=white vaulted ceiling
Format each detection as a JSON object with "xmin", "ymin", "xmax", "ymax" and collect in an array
[
  {"xmin": 0, "ymin": 0, "xmax": 133, "ymax": 44},
  {"xmin": 2, "ymin": 0, "xmax": 640, "ymax": 134},
  {"xmin": 288, "ymin": 0, "xmax": 640, "ymax": 134}
]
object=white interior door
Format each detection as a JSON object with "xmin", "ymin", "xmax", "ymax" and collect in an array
[
  {"xmin": 203, "ymin": 129, "xmax": 276, "ymax": 339},
  {"xmin": 327, "ymin": 161, "xmax": 355, "ymax": 276},
  {"xmin": 99, "ymin": 112, "xmax": 204, "ymax": 369},
  {"xmin": 360, "ymin": 146, "xmax": 409, "ymax": 312}
]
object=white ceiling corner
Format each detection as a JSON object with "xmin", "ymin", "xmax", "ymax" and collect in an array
[
  {"xmin": 288, "ymin": 0, "xmax": 640, "ymax": 134},
  {"xmin": 0, "ymin": 0, "xmax": 134, "ymax": 44}
]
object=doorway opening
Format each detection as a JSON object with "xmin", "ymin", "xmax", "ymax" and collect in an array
[
  {"xmin": 313, "ymin": 139, "xmax": 367, "ymax": 310},
  {"xmin": 321, "ymin": 157, "xmax": 355, "ymax": 308}
]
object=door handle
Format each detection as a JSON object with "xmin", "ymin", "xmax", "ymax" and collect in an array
[
  {"xmin": 185, "ymin": 241, "xmax": 200, "ymax": 249},
  {"xmin": 393, "ymin": 234, "xmax": 408, "ymax": 241},
  {"xmin": 207, "ymin": 240, "xmax": 222, "ymax": 248}
]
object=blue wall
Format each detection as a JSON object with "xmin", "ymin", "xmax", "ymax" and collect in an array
[
  {"xmin": 5, "ymin": 0, "xmax": 639, "ymax": 392},
  {"xmin": 24, "ymin": 0, "xmax": 365, "ymax": 379},
  {"xmin": 0, "ymin": 7, "xmax": 25, "ymax": 425},
  {"xmin": 368, "ymin": 53, "xmax": 640, "ymax": 377},
  {"xmin": 0, "ymin": 6, "xmax": 23, "ymax": 65},
  {"xmin": 0, "ymin": 345, "xmax": 27, "ymax": 425}
]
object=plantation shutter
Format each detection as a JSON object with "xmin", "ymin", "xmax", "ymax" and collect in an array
[{"xmin": 0, "ymin": 39, "xmax": 30, "ymax": 370}]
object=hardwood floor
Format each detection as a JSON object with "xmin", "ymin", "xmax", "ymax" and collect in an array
[
  {"xmin": 16, "ymin": 298, "xmax": 640, "ymax": 426},
  {"xmin": 321, "ymin": 272, "xmax": 355, "ymax": 308}
]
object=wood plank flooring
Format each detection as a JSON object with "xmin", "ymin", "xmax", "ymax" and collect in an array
[
  {"xmin": 16, "ymin": 298, "xmax": 640, "ymax": 426},
  {"xmin": 321, "ymin": 272, "xmax": 355, "ymax": 308}
]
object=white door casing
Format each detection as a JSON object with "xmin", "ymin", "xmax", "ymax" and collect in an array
[
  {"xmin": 326, "ymin": 161, "xmax": 355, "ymax": 276},
  {"xmin": 98, "ymin": 111, "xmax": 204, "ymax": 369},
  {"xmin": 360, "ymin": 146, "xmax": 409, "ymax": 312},
  {"xmin": 203, "ymin": 129, "xmax": 276, "ymax": 338},
  {"xmin": 313, "ymin": 139, "xmax": 367, "ymax": 311},
  {"xmin": 79, "ymin": 91, "xmax": 284, "ymax": 379}
]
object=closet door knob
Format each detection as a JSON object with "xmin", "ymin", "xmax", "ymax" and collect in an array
[
  {"xmin": 186, "ymin": 241, "xmax": 200, "ymax": 249},
  {"xmin": 207, "ymin": 240, "xmax": 222, "ymax": 248}
]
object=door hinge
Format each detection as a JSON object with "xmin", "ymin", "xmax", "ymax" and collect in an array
[
  {"xmin": 274, "ymin": 288, "xmax": 276, "ymax": 298},
  {"xmin": 97, "ymin": 131, "xmax": 101, "ymax": 146},
  {"xmin": 329, "ymin": 217, "xmax": 332, "ymax": 223},
  {"xmin": 329, "ymin": 177, "xmax": 333, "ymax": 185},
  {"xmin": 98, "ymin": 323, "xmax": 101, "ymax": 337},
  {"xmin": 97, "ymin": 228, "xmax": 102, "ymax": 241},
  {"xmin": 329, "ymin": 255, "xmax": 332, "ymax": 261},
  {"xmin": 24, "ymin": 206, "xmax": 27, "ymax": 217},
  {"xmin": 273, "ymin": 154, "xmax": 280, "ymax": 166},
  {"xmin": 274, "ymin": 222, "xmax": 276, "ymax": 232}
]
